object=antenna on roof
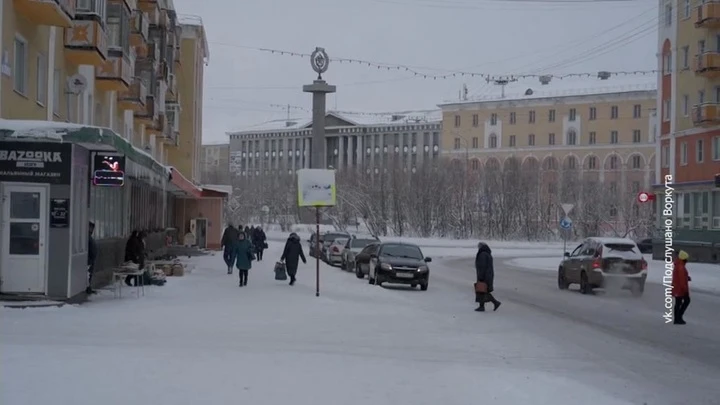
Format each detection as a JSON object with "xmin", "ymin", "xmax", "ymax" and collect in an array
[
  {"xmin": 487, "ymin": 77, "xmax": 518, "ymax": 99},
  {"xmin": 270, "ymin": 104, "xmax": 307, "ymax": 127}
]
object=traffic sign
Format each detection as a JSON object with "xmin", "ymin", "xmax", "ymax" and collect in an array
[
  {"xmin": 561, "ymin": 203, "xmax": 574, "ymax": 215},
  {"xmin": 637, "ymin": 192, "xmax": 655, "ymax": 203},
  {"xmin": 559, "ymin": 217, "xmax": 572, "ymax": 230}
]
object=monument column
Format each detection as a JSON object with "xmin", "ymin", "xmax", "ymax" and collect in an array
[{"xmin": 303, "ymin": 47, "xmax": 336, "ymax": 170}]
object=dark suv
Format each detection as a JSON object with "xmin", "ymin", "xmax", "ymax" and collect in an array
[
  {"xmin": 354, "ymin": 242, "xmax": 431, "ymax": 290},
  {"xmin": 558, "ymin": 237, "xmax": 648, "ymax": 296}
]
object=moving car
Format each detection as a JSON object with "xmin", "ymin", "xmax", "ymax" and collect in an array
[
  {"xmin": 558, "ymin": 237, "xmax": 648, "ymax": 296},
  {"xmin": 635, "ymin": 238, "xmax": 653, "ymax": 254},
  {"xmin": 354, "ymin": 242, "xmax": 431, "ymax": 290},
  {"xmin": 326, "ymin": 238, "xmax": 348, "ymax": 266},
  {"xmin": 340, "ymin": 236, "xmax": 380, "ymax": 271}
]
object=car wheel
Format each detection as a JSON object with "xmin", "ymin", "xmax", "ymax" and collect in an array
[
  {"xmin": 355, "ymin": 263, "xmax": 364, "ymax": 279},
  {"xmin": 557, "ymin": 267, "xmax": 569, "ymax": 290},
  {"xmin": 420, "ymin": 281, "xmax": 428, "ymax": 291},
  {"xmin": 580, "ymin": 271, "xmax": 592, "ymax": 295},
  {"xmin": 630, "ymin": 280, "xmax": 644, "ymax": 297}
]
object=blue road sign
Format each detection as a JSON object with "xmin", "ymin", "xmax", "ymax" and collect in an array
[{"xmin": 559, "ymin": 217, "xmax": 572, "ymax": 230}]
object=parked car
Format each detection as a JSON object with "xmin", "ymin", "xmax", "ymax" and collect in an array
[
  {"xmin": 326, "ymin": 238, "xmax": 349, "ymax": 266},
  {"xmin": 320, "ymin": 232, "xmax": 352, "ymax": 262},
  {"xmin": 340, "ymin": 237, "xmax": 380, "ymax": 271},
  {"xmin": 308, "ymin": 232, "xmax": 324, "ymax": 258},
  {"xmin": 558, "ymin": 237, "xmax": 648, "ymax": 296},
  {"xmin": 354, "ymin": 242, "xmax": 431, "ymax": 290},
  {"xmin": 635, "ymin": 238, "xmax": 653, "ymax": 254}
]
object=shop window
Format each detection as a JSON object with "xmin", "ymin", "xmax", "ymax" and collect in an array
[{"xmin": 90, "ymin": 186, "xmax": 124, "ymax": 239}]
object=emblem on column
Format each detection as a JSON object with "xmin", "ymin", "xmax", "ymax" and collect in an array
[{"xmin": 311, "ymin": 47, "xmax": 329, "ymax": 79}]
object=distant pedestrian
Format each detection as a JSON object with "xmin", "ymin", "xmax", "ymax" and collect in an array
[
  {"xmin": 253, "ymin": 226, "xmax": 267, "ymax": 261},
  {"xmin": 86, "ymin": 222, "xmax": 97, "ymax": 295},
  {"xmin": 221, "ymin": 222, "xmax": 240, "ymax": 274},
  {"xmin": 672, "ymin": 250, "xmax": 692, "ymax": 324},
  {"xmin": 475, "ymin": 242, "xmax": 501, "ymax": 312},
  {"xmin": 234, "ymin": 231, "xmax": 254, "ymax": 287},
  {"xmin": 123, "ymin": 230, "xmax": 145, "ymax": 286},
  {"xmin": 281, "ymin": 232, "xmax": 306, "ymax": 285}
]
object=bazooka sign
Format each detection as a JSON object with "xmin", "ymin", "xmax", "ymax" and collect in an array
[{"xmin": 0, "ymin": 141, "xmax": 72, "ymax": 184}]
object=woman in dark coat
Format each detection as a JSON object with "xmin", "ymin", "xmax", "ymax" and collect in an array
[
  {"xmin": 124, "ymin": 231, "xmax": 145, "ymax": 286},
  {"xmin": 281, "ymin": 232, "xmax": 306, "ymax": 286},
  {"xmin": 221, "ymin": 223, "xmax": 239, "ymax": 274},
  {"xmin": 252, "ymin": 227, "xmax": 267, "ymax": 261},
  {"xmin": 475, "ymin": 242, "xmax": 501, "ymax": 312},
  {"xmin": 234, "ymin": 231, "xmax": 254, "ymax": 287}
]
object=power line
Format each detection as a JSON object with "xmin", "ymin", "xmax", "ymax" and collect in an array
[{"xmin": 209, "ymin": 42, "xmax": 658, "ymax": 83}]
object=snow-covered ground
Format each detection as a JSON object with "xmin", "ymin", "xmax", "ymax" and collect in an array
[
  {"xmin": 505, "ymin": 255, "xmax": 720, "ymax": 294},
  {"xmin": 5, "ymin": 243, "xmax": 716, "ymax": 404}
]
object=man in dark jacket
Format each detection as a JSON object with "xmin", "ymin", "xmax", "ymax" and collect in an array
[
  {"xmin": 281, "ymin": 233, "xmax": 306, "ymax": 285},
  {"xmin": 475, "ymin": 242, "xmax": 501, "ymax": 312},
  {"xmin": 86, "ymin": 222, "xmax": 97, "ymax": 295},
  {"xmin": 124, "ymin": 231, "xmax": 145, "ymax": 286},
  {"xmin": 221, "ymin": 223, "xmax": 240, "ymax": 274},
  {"xmin": 252, "ymin": 227, "xmax": 267, "ymax": 261}
]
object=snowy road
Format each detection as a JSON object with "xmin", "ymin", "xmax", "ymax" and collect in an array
[{"xmin": 1, "ymin": 245, "xmax": 719, "ymax": 405}]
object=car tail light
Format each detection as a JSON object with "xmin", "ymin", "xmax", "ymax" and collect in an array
[
  {"xmin": 641, "ymin": 258, "xmax": 648, "ymax": 270},
  {"xmin": 592, "ymin": 258, "xmax": 602, "ymax": 269},
  {"xmin": 332, "ymin": 246, "xmax": 339, "ymax": 253}
]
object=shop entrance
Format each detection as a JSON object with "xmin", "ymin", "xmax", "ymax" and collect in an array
[{"xmin": 1, "ymin": 183, "xmax": 48, "ymax": 294}]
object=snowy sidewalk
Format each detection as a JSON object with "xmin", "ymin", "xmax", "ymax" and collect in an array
[
  {"xmin": 0, "ymin": 244, "xmax": 683, "ymax": 405},
  {"xmin": 505, "ymin": 255, "xmax": 720, "ymax": 294}
]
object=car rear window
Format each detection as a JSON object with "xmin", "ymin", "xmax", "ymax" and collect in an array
[
  {"xmin": 334, "ymin": 238, "xmax": 348, "ymax": 246},
  {"xmin": 603, "ymin": 243, "xmax": 641, "ymax": 259},
  {"xmin": 351, "ymin": 239, "xmax": 376, "ymax": 248},
  {"xmin": 380, "ymin": 244, "xmax": 424, "ymax": 260},
  {"xmin": 325, "ymin": 233, "xmax": 348, "ymax": 242}
]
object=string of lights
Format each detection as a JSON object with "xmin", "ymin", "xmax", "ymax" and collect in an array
[{"xmin": 211, "ymin": 43, "xmax": 658, "ymax": 85}]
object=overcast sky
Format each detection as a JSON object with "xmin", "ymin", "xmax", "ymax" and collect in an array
[{"xmin": 172, "ymin": 0, "xmax": 658, "ymax": 144}]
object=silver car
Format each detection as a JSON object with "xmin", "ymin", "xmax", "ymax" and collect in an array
[
  {"xmin": 340, "ymin": 237, "xmax": 380, "ymax": 272},
  {"xmin": 326, "ymin": 238, "xmax": 348, "ymax": 266}
]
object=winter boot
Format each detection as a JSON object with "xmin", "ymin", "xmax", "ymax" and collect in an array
[
  {"xmin": 475, "ymin": 305, "xmax": 485, "ymax": 312},
  {"xmin": 227, "ymin": 266, "xmax": 232, "ymax": 275},
  {"xmin": 493, "ymin": 301, "xmax": 501, "ymax": 311}
]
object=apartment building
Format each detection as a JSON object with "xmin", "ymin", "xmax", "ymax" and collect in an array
[
  {"xmin": 440, "ymin": 86, "xmax": 657, "ymax": 186},
  {"xmin": 200, "ymin": 142, "xmax": 230, "ymax": 184},
  {"xmin": 167, "ymin": 14, "xmax": 207, "ymax": 183},
  {"xmin": 657, "ymin": 1, "xmax": 720, "ymax": 257},
  {"xmin": 227, "ymin": 110, "xmax": 442, "ymax": 177}
]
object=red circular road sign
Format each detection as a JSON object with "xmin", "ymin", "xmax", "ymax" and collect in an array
[{"xmin": 637, "ymin": 192, "xmax": 654, "ymax": 203}]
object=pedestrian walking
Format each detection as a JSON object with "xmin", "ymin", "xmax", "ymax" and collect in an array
[
  {"xmin": 672, "ymin": 250, "xmax": 692, "ymax": 324},
  {"xmin": 86, "ymin": 222, "xmax": 97, "ymax": 295},
  {"xmin": 221, "ymin": 222, "xmax": 240, "ymax": 274},
  {"xmin": 475, "ymin": 242, "xmax": 501, "ymax": 312},
  {"xmin": 234, "ymin": 231, "xmax": 254, "ymax": 287},
  {"xmin": 252, "ymin": 226, "xmax": 267, "ymax": 261},
  {"xmin": 280, "ymin": 232, "xmax": 306, "ymax": 286}
]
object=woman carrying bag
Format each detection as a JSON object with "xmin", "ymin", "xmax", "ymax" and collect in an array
[
  {"xmin": 475, "ymin": 242, "xmax": 501, "ymax": 312},
  {"xmin": 280, "ymin": 233, "xmax": 306, "ymax": 286}
]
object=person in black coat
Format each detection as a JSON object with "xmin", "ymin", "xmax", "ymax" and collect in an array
[
  {"xmin": 252, "ymin": 227, "xmax": 267, "ymax": 261},
  {"xmin": 124, "ymin": 230, "xmax": 146, "ymax": 286},
  {"xmin": 221, "ymin": 223, "xmax": 240, "ymax": 274},
  {"xmin": 280, "ymin": 232, "xmax": 306, "ymax": 285},
  {"xmin": 475, "ymin": 242, "xmax": 501, "ymax": 312}
]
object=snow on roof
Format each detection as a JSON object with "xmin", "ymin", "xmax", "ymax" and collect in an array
[
  {"xmin": 202, "ymin": 184, "xmax": 232, "ymax": 195},
  {"xmin": 227, "ymin": 109, "xmax": 442, "ymax": 135},
  {"xmin": 440, "ymin": 76, "xmax": 657, "ymax": 107},
  {"xmin": 0, "ymin": 119, "xmax": 167, "ymax": 174},
  {"xmin": 177, "ymin": 14, "xmax": 209, "ymax": 61}
]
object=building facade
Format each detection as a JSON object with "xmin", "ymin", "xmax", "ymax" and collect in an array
[
  {"xmin": 0, "ymin": 1, "xmax": 225, "ymax": 300},
  {"xmin": 226, "ymin": 110, "xmax": 443, "ymax": 177},
  {"xmin": 439, "ymin": 87, "xmax": 658, "ymax": 235},
  {"xmin": 656, "ymin": 2, "xmax": 720, "ymax": 261},
  {"xmin": 200, "ymin": 142, "xmax": 230, "ymax": 184}
]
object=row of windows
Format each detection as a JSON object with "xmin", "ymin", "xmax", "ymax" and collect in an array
[
  {"xmin": 458, "ymin": 154, "xmax": 645, "ymax": 171},
  {"xmin": 454, "ymin": 129, "xmax": 645, "ymax": 150},
  {"xmin": 454, "ymin": 104, "xmax": 644, "ymax": 127},
  {"xmin": 671, "ymin": 191, "xmax": 720, "ymax": 230},
  {"xmin": 235, "ymin": 133, "xmax": 442, "ymax": 154},
  {"xmin": 660, "ymin": 136, "xmax": 720, "ymax": 167}
]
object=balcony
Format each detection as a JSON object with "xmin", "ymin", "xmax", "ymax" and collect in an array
[
  {"xmin": 696, "ymin": 2, "xmax": 720, "ymax": 28},
  {"xmin": 695, "ymin": 52, "xmax": 720, "ymax": 78},
  {"xmin": 118, "ymin": 79, "xmax": 148, "ymax": 112},
  {"xmin": 96, "ymin": 50, "xmax": 135, "ymax": 91},
  {"xmin": 13, "ymin": 0, "xmax": 75, "ymax": 27},
  {"xmin": 165, "ymin": 74, "xmax": 177, "ymax": 101},
  {"xmin": 135, "ymin": 95, "xmax": 159, "ymax": 124},
  {"xmin": 64, "ymin": 19, "xmax": 108, "ymax": 66},
  {"xmin": 137, "ymin": 0, "xmax": 158, "ymax": 13},
  {"xmin": 147, "ymin": 7, "xmax": 168, "ymax": 28},
  {"xmin": 131, "ymin": 11, "xmax": 150, "ymax": 50},
  {"xmin": 146, "ymin": 113, "xmax": 166, "ymax": 136},
  {"xmin": 693, "ymin": 103, "xmax": 720, "ymax": 126}
]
